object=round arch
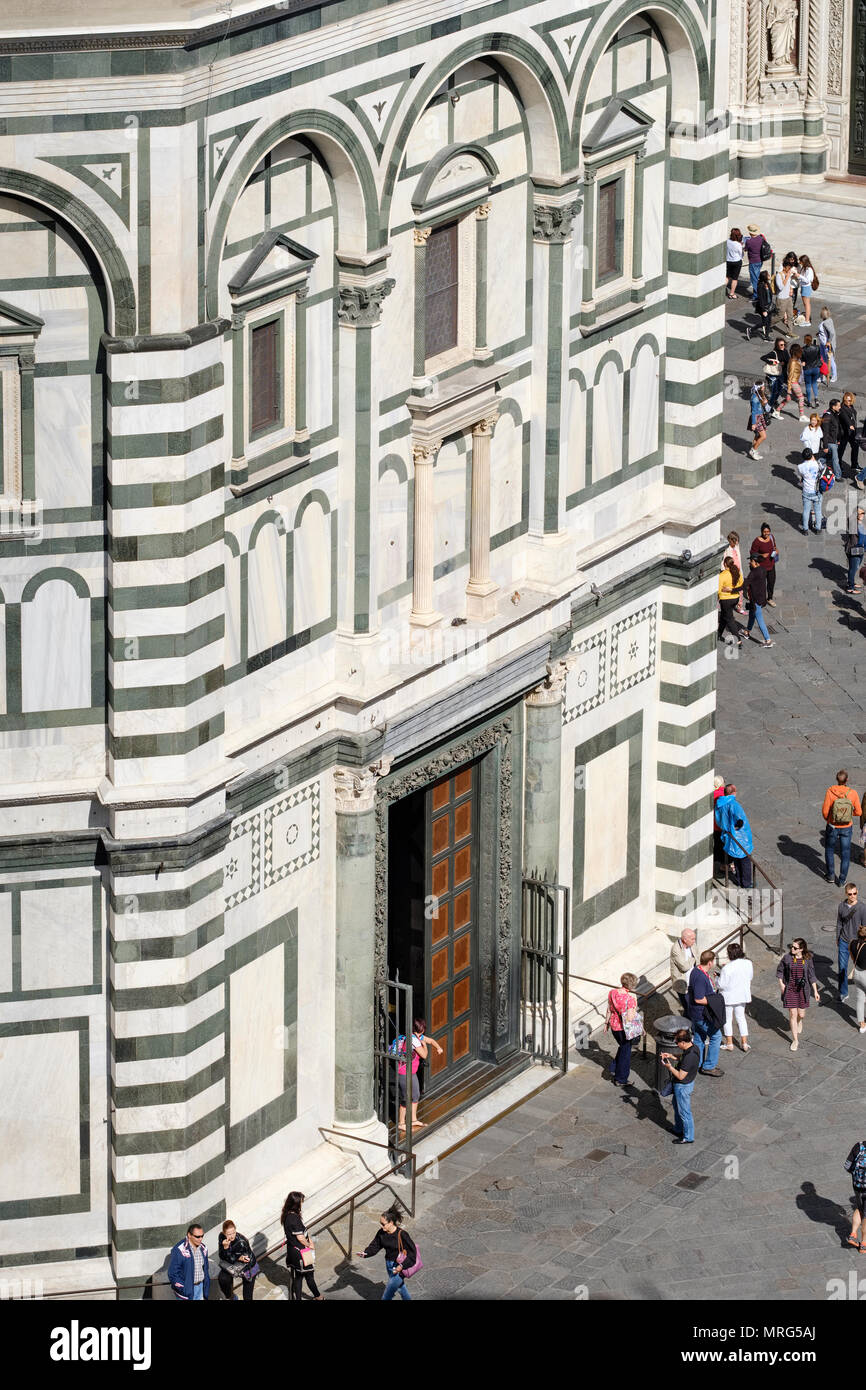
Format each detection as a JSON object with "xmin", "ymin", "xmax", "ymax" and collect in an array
[
  {"xmin": 381, "ymin": 30, "xmax": 569, "ymax": 229},
  {"xmin": 571, "ymin": 0, "xmax": 710, "ymax": 146},
  {"xmin": 206, "ymin": 110, "xmax": 379, "ymax": 321},
  {"xmin": 293, "ymin": 488, "xmax": 332, "ymax": 530},
  {"xmin": 629, "ymin": 332, "xmax": 662, "ymax": 368},
  {"xmin": 21, "ymin": 567, "xmax": 91, "ymax": 604},
  {"xmin": 593, "ymin": 348, "xmax": 625, "ymax": 386},
  {"xmin": 378, "ymin": 452, "xmax": 409, "ymax": 485},
  {"xmin": 0, "ymin": 170, "xmax": 135, "ymax": 337}
]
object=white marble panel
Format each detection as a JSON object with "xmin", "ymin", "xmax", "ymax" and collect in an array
[
  {"xmin": 453, "ymin": 70, "xmax": 495, "ymax": 144},
  {"xmin": 226, "ymin": 176, "xmax": 266, "ymax": 248},
  {"xmin": 0, "ymin": 893, "xmax": 11, "ymax": 993},
  {"xmin": 0, "ymin": 229, "xmax": 48, "ymax": 278},
  {"xmin": 267, "ymin": 163, "xmax": 309, "ymax": 230},
  {"xmin": 583, "ymin": 740, "xmax": 630, "ymax": 900},
  {"xmin": 20, "ymin": 883, "xmax": 94, "ymax": 992},
  {"xmin": 586, "ymin": 51, "xmax": 613, "ymax": 106},
  {"xmin": 433, "ymin": 440, "xmax": 467, "ymax": 570},
  {"xmin": 21, "ymin": 578, "xmax": 91, "ymax": 712},
  {"xmin": 34, "ymin": 378, "xmax": 92, "ymax": 508},
  {"xmin": 641, "ymin": 162, "xmax": 666, "ymax": 282},
  {"xmin": 377, "ymin": 463, "xmax": 407, "ymax": 594},
  {"xmin": 54, "ymin": 222, "xmax": 89, "ymax": 277},
  {"xmin": 628, "ymin": 345, "xmax": 660, "ymax": 463},
  {"xmin": 29, "ymin": 291, "xmax": 91, "ymax": 363},
  {"xmin": 592, "ymin": 361, "xmax": 623, "ymax": 481},
  {"xmin": 293, "ymin": 502, "xmax": 331, "ymax": 632},
  {"xmin": 615, "ymin": 36, "xmax": 648, "ymax": 93},
  {"xmin": 309, "ymin": 157, "xmax": 331, "ymax": 214},
  {"xmin": 247, "ymin": 522, "xmax": 286, "ymax": 657},
  {"xmin": 305, "ymin": 300, "xmax": 333, "ymax": 435},
  {"xmin": 230, "ymin": 942, "xmax": 285, "ymax": 1125},
  {"xmin": 0, "ymin": 605, "xmax": 5, "ymax": 717},
  {"xmin": 225, "ymin": 543, "xmax": 242, "ymax": 667},
  {"xmin": 496, "ymin": 78, "xmax": 521, "ymax": 128},
  {"xmin": 405, "ymin": 97, "xmax": 449, "ymax": 171},
  {"xmin": 566, "ymin": 376, "xmax": 587, "ymax": 496},
  {"xmin": 0, "ymin": 1029, "xmax": 81, "ymax": 1200},
  {"xmin": 491, "ymin": 411, "xmax": 523, "ymax": 535},
  {"xmin": 651, "ymin": 34, "xmax": 668, "ymax": 79},
  {"xmin": 297, "ymin": 216, "xmax": 333, "ymax": 297},
  {"xmin": 487, "ymin": 184, "xmax": 528, "ymax": 351}
]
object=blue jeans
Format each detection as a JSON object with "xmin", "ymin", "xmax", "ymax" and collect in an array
[
  {"xmin": 383, "ymin": 1260, "xmax": 411, "ymax": 1301},
  {"xmin": 192, "ymin": 1283, "xmax": 204, "ymax": 1301},
  {"xmin": 803, "ymin": 367, "xmax": 820, "ymax": 404},
  {"xmin": 747, "ymin": 604, "xmax": 770, "ymax": 641},
  {"xmin": 609, "ymin": 1027, "xmax": 633, "ymax": 1084},
  {"xmin": 825, "ymin": 442, "xmax": 841, "ymax": 479},
  {"xmin": 802, "ymin": 492, "xmax": 822, "ymax": 530},
  {"xmin": 825, "ymin": 824, "xmax": 853, "ymax": 881},
  {"xmin": 839, "ymin": 937, "xmax": 851, "ymax": 1000},
  {"xmin": 848, "ymin": 551, "xmax": 863, "ymax": 590},
  {"xmin": 672, "ymin": 1080, "xmax": 696, "ymax": 1141},
  {"xmin": 768, "ymin": 376, "xmax": 785, "ymax": 412},
  {"xmin": 693, "ymin": 1018, "xmax": 722, "ymax": 1071},
  {"xmin": 749, "ymin": 262, "xmax": 760, "ymax": 299}
]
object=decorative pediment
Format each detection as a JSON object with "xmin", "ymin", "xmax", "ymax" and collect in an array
[
  {"xmin": 0, "ymin": 298, "xmax": 44, "ymax": 341},
  {"xmin": 228, "ymin": 230, "xmax": 317, "ymax": 304},
  {"xmin": 582, "ymin": 98, "xmax": 653, "ymax": 157},
  {"xmin": 412, "ymin": 143, "xmax": 498, "ymax": 219}
]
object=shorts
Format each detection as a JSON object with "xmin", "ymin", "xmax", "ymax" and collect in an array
[
  {"xmin": 800, "ymin": 282, "xmax": 812, "ymax": 298},
  {"xmin": 752, "ymin": 413, "xmax": 766, "ymax": 435},
  {"xmin": 726, "ymin": 260, "xmax": 742, "ymax": 279},
  {"xmin": 398, "ymin": 1072, "xmax": 419, "ymax": 1104},
  {"xmin": 854, "ymin": 1189, "xmax": 866, "ymax": 1218}
]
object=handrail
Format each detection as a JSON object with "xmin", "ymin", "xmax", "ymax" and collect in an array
[{"xmin": 40, "ymin": 1143, "xmax": 417, "ymax": 1301}]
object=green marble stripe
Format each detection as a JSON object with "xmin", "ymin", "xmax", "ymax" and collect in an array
[
  {"xmin": 657, "ymin": 886, "xmax": 711, "ymax": 917},
  {"xmin": 544, "ymin": 239, "xmax": 564, "ymax": 532},
  {"xmin": 0, "ymin": 709, "xmax": 102, "ymax": 731},
  {"xmin": 0, "ymin": 535, "xmax": 104, "ymax": 559},
  {"xmin": 658, "ymin": 712, "xmax": 715, "ymax": 746},
  {"xmin": 109, "ymin": 870, "xmax": 224, "ymax": 915},
  {"xmin": 659, "ymin": 672, "xmax": 716, "ymax": 706},
  {"xmin": 114, "ymin": 1008, "xmax": 225, "ymax": 1064},
  {"xmin": 110, "ymin": 516, "xmax": 224, "ymax": 565},
  {"xmin": 669, "ymin": 151, "xmax": 729, "ymax": 183},
  {"xmin": 109, "ymin": 616, "xmax": 223, "ymax": 663},
  {"xmin": 107, "ymin": 415, "xmax": 223, "ymax": 460},
  {"xmin": 657, "ymin": 798, "xmax": 712, "ymax": 829},
  {"xmin": 111, "ymin": 911, "xmax": 223, "ymax": 967},
  {"xmin": 661, "ymin": 595, "xmax": 717, "ymax": 625},
  {"xmin": 137, "ymin": 125, "xmax": 151, "ymax": 334},
  {"xmin": 656, "ymin": 836, "xmax": 712, "ymax": 872},
  {"xmin": 109, "ymin": 666, "xmax": 224, "ymax": 712},
  {"xmin": 667, "ymin": 331, "xmax": 723, "ymax": 361},
  {"xmin": 114, "ymin": 1107, "xmax": 225, "ymax": 1158},
  {"xmin": 566, "ymin": 451, "xmax": 660, "ymax": 510},
  {"xmin": 660, "ymin": 632, "xmax": 716, "ymax": 665},
  {"xmin": 109, "ymin": 463, "xmax": 224, "ymax": 512},
  {"xmin": 108, "ymin": 714, "xmax": 225, "ymax": 761},
  {"xmin": 109, "ymin": 564, "xmax": 223, "ymax": 610},
  {"xmin": 111, "ymin": 955, "xmax": 225, "ymax": 1012},
  {"xmin": 668, "ymin": 246, "xmax": 725, "ymax": 277},
  {"xmin": 354, "ymin": 326, "xmax": 372, "ymax": 632},
  {"xmin": 112, "ymin": 1200, "xmax": 226, "ymax": 1255},
  {"xmin": 112, "ymin": 1152, "xmax": 225, "ymax": 1207},
  {"xmin": 666, "ymin": 414, "xmax": 723, "ymax": 448},
  {"xmin": 0, "ymin": 1245, "xmax": 110, "ymax": 1269},
  {"xmin": 667, "ymin": 288, "xmax": 722, "ymax": 318},
  {"xmin": 113, "ymin": 1059, "xmax": 224, "ymax": 1110},
  {"xmin": 657, "ymin": 750, "xmax": 715, "ymax": 785},
  {"xmin": 108, "ymin": 365, "xmax": 223, "ymax": 408},
  {"xmin": 668, "ymin": 195, "xmax": 728, "ymax": 231},
  {"xmin": 664, "ymin": 457, "xmax": 722, "ymax": 489}
]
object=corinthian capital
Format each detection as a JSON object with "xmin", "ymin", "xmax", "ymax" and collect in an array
[
  {"xmin": 333, "ymin": 758, "xmax": 392, "ymax": 813},
  {"xmin": 526, "ymin": 658, "xmax": 573, "ymax": 707}
]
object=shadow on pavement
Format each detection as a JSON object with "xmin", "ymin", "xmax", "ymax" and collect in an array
[{"xmin": 795, "ymin": 1182, "xmax": 853, "ymax": 1244}]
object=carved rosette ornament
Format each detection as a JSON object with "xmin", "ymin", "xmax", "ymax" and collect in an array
[
  {"xmin": 337, "ymin": 278, "xmax": 395, "ymax": 327},
  {"xmin": 333, "ymin": 758, "xmax": 392, "ymax": 814},
  {"xmin": 532, "ymin": 198, "xmax": 582, "ymax": 243},
  {"xmin": 526, "ymin": 659, "xmax": 573, "ymax": 707}
]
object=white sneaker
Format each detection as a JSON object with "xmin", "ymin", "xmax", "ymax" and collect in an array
[
  {"xmin": 748, "ymin": 449, "xmax": 763, "ymax": 460},
  {"xmin": 799, "ymin": 415, "xmax": 809, "ymax": 423},
  {"xmin": 771, "ymin": 409, "xmax": 783, "ymax": 419}
]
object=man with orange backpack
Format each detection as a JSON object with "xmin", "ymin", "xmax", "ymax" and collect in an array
[{"xmin": 822, "ymin": 770, "xmax": 862, "ymax": 886}]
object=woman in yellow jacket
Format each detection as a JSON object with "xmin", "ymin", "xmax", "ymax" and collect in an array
[{"xmin": 718, "ymin": 557, "xmax": 744, "ymax": 648}]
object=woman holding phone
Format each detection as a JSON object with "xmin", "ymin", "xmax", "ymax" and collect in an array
[
  {"xmin": 281, "ymin": 1191, "xmax": 324, "ymax": 1301},
  {"xmin": 355, "ymin": 1205, "xmax": 419, "ymax": 1301},
  {"xmin": 776, "ymin": 938, "xmax": 820, "ymax": 1051}
]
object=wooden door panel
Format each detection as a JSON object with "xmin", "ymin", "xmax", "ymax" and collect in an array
[{"xmin": 425, "ymin": 764, "xmax": 477, "ymax": 1088}]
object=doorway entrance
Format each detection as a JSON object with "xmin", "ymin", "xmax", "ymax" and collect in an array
[
  {"xmin": 849, "ymin": 0, "xmax": 866, "ymax": 175},
  {"xmin": 387, "ymin": 764, "xmax": 478, "ymax": 1097}
]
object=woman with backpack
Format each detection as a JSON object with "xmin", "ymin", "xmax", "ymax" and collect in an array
[
  {"xmin": 604, "ymin": 971, "xmax": 641, "ymax": 1086},
  {"xmin": 776, "ymin": 938, "xmax": 820, "ymax": 1051},
  {"xmin": 839, "ymin": 391, "xmax": 861, "ymax": 478},
  {"xmin": 797, "ymin": 255, "xmax": 818, "ymax": 325},
  {"xmin": 781, "ymin": 342, "xmax": 808, "ymax": 422},
  {"xmin": 745, "ymin": 269, "xmax": 773, "ymax": 341},
  {"xmin": 281, "ymin": 1191, "xmax": 325, "ymax": 1301},
  {"xmin": 762, "ymin": 337, "xmax": 789, "ymax": 417},
  {"xmin": 395, "ymin": 1018, "xmax": 443, "ymax": 1135},
  {"xmin": 817, "ymin": 306, "xmax": 837, "ymax": 383},
  {"xmin": 355, "ymin": 1206, "xmax": 420, "ymax": 1301},
  {"xmin": 844, "ymin": 1139, "xmax": 866, "ymax": 1250},
  {"xmin": 842, "ymin": 506, "xmax": 866, "ymax": 595},
  {"xmin": 723, "ymin": 531, "xmax": 746, "ymax": 614},
  {"xmin": 801, "ymin": 335, "xmax": 822, "ymax": 407},
  {"xmin": 849, "ymin": 924, "xmax": 866, "ymax": 1034},
  {"xmin": 747, "ymin": 379, "xmax": 769, "ymax": 461}
]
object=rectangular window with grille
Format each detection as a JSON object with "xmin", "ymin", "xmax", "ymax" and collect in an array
[
  {"xmin": 596, "ymin": 176, "xmax": 624, "ymax": 286},
  {"xmin": 425, "ymin": 222, "xmax": 459, "ymax": 361},
  {"xmin": 249, "ymin": 317, "xmax": 282, "ymax": 437}
]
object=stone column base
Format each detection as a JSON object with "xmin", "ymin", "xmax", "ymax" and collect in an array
[{"xmin": 465, "ymin": 580, "xmax": 498, "ymax": 622}]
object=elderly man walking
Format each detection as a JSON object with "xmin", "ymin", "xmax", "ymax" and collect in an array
[{"xmin": 670, "ymin": 928, "xmax": 697, "ymax": 1006}]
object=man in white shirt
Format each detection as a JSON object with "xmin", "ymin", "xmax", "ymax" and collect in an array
[{"xmin": 798, "ymin": 450, "xmax": 822, "ymax": 534}]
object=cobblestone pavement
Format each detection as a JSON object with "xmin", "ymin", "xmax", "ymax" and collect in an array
[{"xmin": 260, "ymin": 287, "xmax": 866, "ymax": 1303}]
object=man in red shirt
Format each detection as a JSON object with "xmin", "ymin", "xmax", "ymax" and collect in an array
[
  {"xmin": 750, "ymin": 522, "xmax": 779, "ymax": 606},
  {"xmin": 822, "ymin": 770, "xmax": 862, "ymax": 885}
]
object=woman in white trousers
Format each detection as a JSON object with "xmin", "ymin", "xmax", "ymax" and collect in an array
[{"xmin": 718, "ymin": 941, "xmax": 754, "ymax": 1051}]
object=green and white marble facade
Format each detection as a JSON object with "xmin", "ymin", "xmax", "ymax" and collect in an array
[{"xmin": 0, "ymin": 0, "xmax": 730, "ymax": 1293}]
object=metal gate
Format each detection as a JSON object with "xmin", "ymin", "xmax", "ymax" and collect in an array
[
  {"xmin": 520, "ymin": 872, "xmax": 570, "ymax": 1070},
  {"xmin": 374, "ymin": 977, "xmax": 416, "ymax": 1157}
]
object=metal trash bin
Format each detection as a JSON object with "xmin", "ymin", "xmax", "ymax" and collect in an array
[{"xmin": 653, "ymin": 1013, "xmax": 691, "ymax": 1097}]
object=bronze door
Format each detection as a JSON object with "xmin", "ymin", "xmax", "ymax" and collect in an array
[
  {"xmin": 850, "ymin": 1, "xmax": 866, "ymax": 175},
  {"xmin": 425, "ymin": 765, "xmax": 477, "ymax": 1086}
]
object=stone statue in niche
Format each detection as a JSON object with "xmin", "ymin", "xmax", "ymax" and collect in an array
[{"xmin": 765, "ymin": 0, "xmax": 799, "ymax": 72}]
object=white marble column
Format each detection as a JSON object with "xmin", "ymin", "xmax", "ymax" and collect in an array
[
  {"xmin": 466, "ymin": 411, "xmax": 499, "ymax": 621},
  {"xmin": 410, "ymin": 439, "xmax": 442, "ymax": 627}
]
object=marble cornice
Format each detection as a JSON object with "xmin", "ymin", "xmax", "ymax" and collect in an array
[{"xmin": 102, "ymin": 319, "xmax": 230, "ymax": 354}]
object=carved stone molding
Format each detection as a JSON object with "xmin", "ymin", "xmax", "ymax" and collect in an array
[
  {"xmin": 827, "ymin": 0, "xmax": 844, "ymax": 95},
  {"xmin": 337, "ymin": 278, "xmax": 395, "ymax": 327},
  {"xmin": 475, "ymin": 202, "xmax": 491, "ymax": 220},
  {"xmin": 374, "ymin": 720, "xmax": 514, "ymax": 1035},
  {"xmin": 334, "ymin": 759, "xmax": 392, "ymax": 814},
  {"xmin": 413, "ymin": 227, "xmax": 432, "ymax": 246},
  {"xmin": 526, "ymin": 658, "xmax": 573, "ymax": 708},
  {"xmin": 532, "ymin": 198, "xmax": 582, "ymax": 242},
  {"xmin": 411, "ymin": 438, "xmax": 442, "ymax": 465},
  {"xmin": 471, "ymin": 412, "xmax": 498, "ymax": 438},
  {"xmin": 759, "ymin": 75, "xmax": 805, "ymax": 99}
]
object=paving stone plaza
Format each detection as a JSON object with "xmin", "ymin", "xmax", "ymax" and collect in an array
[{"xmin": 291, "ymin": 291, "xmax": 866, "ymax": 1304}]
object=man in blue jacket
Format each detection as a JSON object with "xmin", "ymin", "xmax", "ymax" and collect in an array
[
  {"xmin": 168, "ymin": 1224, "xmax": 210, "ymax": 1300},
  {"xmin": 715, "ymin": 784, "xmax": 754, "ymax": 888}
]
